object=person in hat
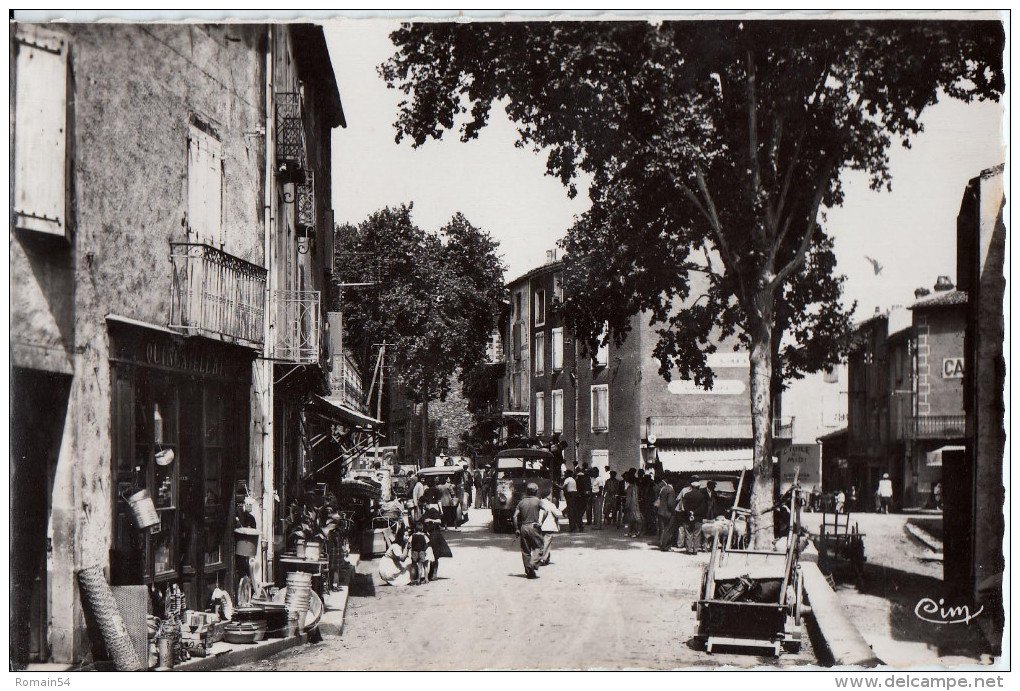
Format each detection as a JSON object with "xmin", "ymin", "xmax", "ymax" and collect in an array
[
  {"xmin": 875, "ymin": 473, "xmax": 894, "ymax": 514},
  {"xmin": 677, "ymin": 476, "xmax": 708, "ymax": 554},
  {"xmin": 513, "ymin": 482, "xmax": 545, "ymax": 578}
]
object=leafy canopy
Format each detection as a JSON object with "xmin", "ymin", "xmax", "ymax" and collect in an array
[
  {"xmin": 332, "ymin": 205, "xmax": 506, "ymax": 403},
  {"xmin": 383, "ymin": 19, "xmax": 1003, "ymax": 387}
]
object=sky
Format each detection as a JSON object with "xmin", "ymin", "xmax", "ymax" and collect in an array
[{"xmin": 324, "ymin": 16, "xmax": 1006, "ymax": 321}]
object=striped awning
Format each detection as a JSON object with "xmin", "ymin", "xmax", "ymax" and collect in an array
[{"xmin": 656, "ymin": 445, "xmax": 754, "ymax": 473}]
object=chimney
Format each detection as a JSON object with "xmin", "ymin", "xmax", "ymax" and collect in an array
[
  {"xmin": 546, "ymin": 249, "xmax": 558, "ymax": 264},
  {"xmin": 933, "ymin": 275, "xmax": 954, "ymax": 292},
  {"xmin": 914, "ymin": 287, "xmax": 931, "ymax": 299}
]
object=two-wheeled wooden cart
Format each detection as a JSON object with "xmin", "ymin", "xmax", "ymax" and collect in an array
[
  {"xmin": 816, "ymin": 509, "xmax": 866, "ymax": 585},
  {"xmin": 693, "ymin": 472, "xmax": 806, "ymax": 656}
]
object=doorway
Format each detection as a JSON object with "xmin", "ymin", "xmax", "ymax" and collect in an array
[{"xmin": 10, "ymin": 367, "xmax": 71, "ymax": 666}]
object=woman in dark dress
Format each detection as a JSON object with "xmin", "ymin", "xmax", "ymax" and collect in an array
[{"xmin": 422, "ymin": 503, "xmax": 453, "ymax": 579}]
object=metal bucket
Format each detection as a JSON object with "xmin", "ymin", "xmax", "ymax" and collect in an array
[
  {"xmin": 127, "ymin": 490, "xmax": 159, "ymax": 530},
  {"xmin": 234, "ymin": 528, "xmax": 260, "ymax": 558},
  {"xmin": 303, "ymin": 540, "xmax": 321, "ymax": 561}
]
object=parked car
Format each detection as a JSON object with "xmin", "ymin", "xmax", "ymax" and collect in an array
[
  {"xmin": 391, "ymin": 464, "xmax": 419, "ymax": 499},
  {"xmin": 490, "ymin": 448, "xmax": 555, "ymax": 532}
]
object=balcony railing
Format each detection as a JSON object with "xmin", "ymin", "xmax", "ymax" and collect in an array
[
  {"xmin": 646, "ymin": 415, "xmax": 795, "ymax": 441},
  {"xmin": 169, "ymin": 243, "xmax": 266, "ymax": 347},
  {"xmin": 332, "ymin": 351, "xmax": 366, "ymax": 413},
  {"xmin": 296, "ymin": 171, "xmax": 315, "ymax": 233},
  {"xmin": 273, "ymin": 290, "xmax": 320, "ymax": 364},
  {"xmin": 909, "ymin": 414, "xmax": 966, "ymax": 439},
  {"xmin": 275, "ymin": 91, "xmax": 307, "ymax": 180}
]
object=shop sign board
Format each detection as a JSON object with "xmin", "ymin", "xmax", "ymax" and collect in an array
[
  {"xmin": 942, "ymin": 357, "xmax": 965, "ymax": 378},
  {"xmin": 778, "ymin": 443, "xmax": 822, "ymax": 493},
  {"xmin": 667, "ymin": 379, "xmax": 746, "ymax": 395}
]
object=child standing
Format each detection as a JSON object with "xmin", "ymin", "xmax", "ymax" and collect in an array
[{"xmin": 408, "ymin": 523, "xmax": 433, "ymax": 585}]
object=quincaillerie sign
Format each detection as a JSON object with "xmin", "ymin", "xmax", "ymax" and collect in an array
[{"xmin": 108, "ymin": 318, "xmax": 251, "ymax": 379}]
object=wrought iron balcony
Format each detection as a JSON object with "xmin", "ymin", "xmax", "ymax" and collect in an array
[
  {"xmin": 909, "ymin": 414, "xmax": 967, "ymax": 440},
  {"xmin": 169, "ymin": 243, "xmax": 267, "ymax": 347},
  {"xmin": 646, "ymin": 415, "xmax": 795, "ymax": 441},
  {"xmin": 273, "ymin": 290, "xmax": 320, "ymax": 364},
  {"xmin": 296, "ymin": 171, "xmax": 315, "ymax": 233},
  {"xmin": 331, "ymin": 350, "xmax": 366, "ymax": 413},
  {"xmin": 275, "ymin": 91, "xmax": 307, "ymax": 180}
]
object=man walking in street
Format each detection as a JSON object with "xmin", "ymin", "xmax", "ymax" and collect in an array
[
  {"xmin": 513, "ymin": 482, "xmax": 545, "ymax": 578},
  {"xmin": 411, "ymin": 473, "xmax": 426, "ymax": 524},
  {"xmin": 876, "ymin": 473, "xmax": 894, "ymax": 514},
  {"xmin": 678, "ymin": 477, "xmax": 708, "ymax": 554},
  {"xmin": 576, "ymin": 463, "xmax": 592, "ymax": 530},
  {"xmin": 656, "ymin": 475, "xmax": 677, "ymax": 551},
  {"xmin": 473, "ymin": 466, "xmax": 484, "ymax": 509},
  {"xmin": 561, "ymin": 469, "xmax": 580, "ymax": 532},
  {"xmin": 603, "ymin": 470, "xmax": 620, "ymax": 527},
  {"xmin": 591, "ymin": 466, "xmax": 605, "ymax": 530}
]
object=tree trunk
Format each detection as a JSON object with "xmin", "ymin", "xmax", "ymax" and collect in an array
[
  {"xmin": 747, "ymin": 292, "xmax": 775, "ymax": 548},
  {"xmin": 421, "ymin": 399, "xmax": 430, "ymax": 467}
]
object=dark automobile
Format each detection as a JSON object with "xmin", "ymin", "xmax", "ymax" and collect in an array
[{"xmin": 490, "ymin": 448, "xmax": 555, "ymax": 532}]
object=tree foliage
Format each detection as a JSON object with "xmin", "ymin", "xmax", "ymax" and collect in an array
[
  {"xmin": 332, "ymin": 205, "xmax": 506, "ymax": 404},
  {"xmin": 382, "ymin": 18, "xmax": 1003, "ymax": 533}
]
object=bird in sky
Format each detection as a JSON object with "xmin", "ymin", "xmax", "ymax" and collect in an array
[{"xmin": 864, "ymin": 256, "xmax": 884, "ymax": 275}]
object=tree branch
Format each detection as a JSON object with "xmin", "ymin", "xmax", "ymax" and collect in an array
[
  {"xmin": 770, "ymin": 154, "xmax": 837, "ymax": 291},
  {"xmin": 747, "ymin": 49, "xmax": 761, "ymax": 196},
  {"xmin": 766, "ymin": 132, "xmax": 805, "ymax": 272}
]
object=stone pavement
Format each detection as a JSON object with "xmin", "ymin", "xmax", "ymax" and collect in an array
[
  {"xmin": 801, "ymin": 511, "xmax": 998, "ymax": 667},
  {"xmin": 230, "ymin": 509, "xmax": 815, "ymax": 670}
]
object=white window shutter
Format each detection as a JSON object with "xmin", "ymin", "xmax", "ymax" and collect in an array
[
  {"xmin": 13, "ymin": 25, "xmax": 69, "ymax": 238},
  {"xmin": 188, "ymin": 125, "xmax": 223, "ymax": 245}
]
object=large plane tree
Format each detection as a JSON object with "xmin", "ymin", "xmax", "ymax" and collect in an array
[{"xmin": 382, "ymin": 18, "xmax": 1003, "ymax": 540}]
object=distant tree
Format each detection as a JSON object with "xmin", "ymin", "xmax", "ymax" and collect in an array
[
  {"xmin": 382, "ymin": 19, "xmax": 1003, "ymax": 540},
  {"xmin": 332, "ymin": 206, "xmax": 506, "ymax": 430}
]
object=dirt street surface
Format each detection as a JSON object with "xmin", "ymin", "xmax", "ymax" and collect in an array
[
  {"xmin": 233, "ymin": 510, "xmax": 814, "ymax": 670},
  {"xmin": 801, "ymin": 511, "xmax": 996, "ymax": 667}
]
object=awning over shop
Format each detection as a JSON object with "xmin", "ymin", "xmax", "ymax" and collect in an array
[
  {"xmin": 656, "ymin": 445, "xmax": 754, "ymax": 473},
  {"xmin": 309, "ymin": 395, "xmax": 382, "ymax": 428},
  {"xmin": 926, "ymin": 445, "xmax": 965, "ymax": 467}
]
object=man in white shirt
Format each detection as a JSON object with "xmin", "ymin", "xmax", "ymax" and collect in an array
[
  {"xmin": 591, "ymin": 467, "xmax": 605, "ymax": 530},
  {"xmin": 411, "ymin": 475, "xmax": 426, "ymax": 523},
  {"xmin": 561, "ymin": 470, "xmax": 580, "ymax": 532}
]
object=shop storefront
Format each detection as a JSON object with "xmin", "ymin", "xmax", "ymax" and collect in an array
[{"xmin": 107, "ymin": 319, "xmax": 254, "ymax": 610}]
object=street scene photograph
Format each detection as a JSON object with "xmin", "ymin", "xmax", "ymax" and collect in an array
[{"xmin": 8, "ymin": 10, "xmax": 1007, "ymax": 676}]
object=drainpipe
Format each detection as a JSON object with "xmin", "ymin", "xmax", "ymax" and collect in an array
[
  {"xmin": 572, "ymin": 337, "xmax": 579, "ymax": 465},
  {"xmin": 260, "ymin": 26, "xmax": 277, "ymax": 582}
]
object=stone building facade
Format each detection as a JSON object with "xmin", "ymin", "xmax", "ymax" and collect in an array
[{"xmin": 10, "ymin": 22, "xmax": 346, "ymax": 667}]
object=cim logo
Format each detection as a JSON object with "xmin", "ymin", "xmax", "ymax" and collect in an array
[{"xmin": 942, "ymin": 357, "xmax": 965, "ymax": 379}]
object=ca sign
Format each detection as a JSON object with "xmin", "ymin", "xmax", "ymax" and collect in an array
[{"xmin": 942, "ymin": 358, "xmax": 965, "ymax": 379}]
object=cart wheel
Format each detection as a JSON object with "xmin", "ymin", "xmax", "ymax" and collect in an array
[{"xmin": 793, "ymin": 568, "xmax": 805, "ymax": 626}]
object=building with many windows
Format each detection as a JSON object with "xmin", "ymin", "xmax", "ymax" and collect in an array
[
  {"xmin": 9, "ymin": 22, "xmax": 356, "ymax": 667},
  {"xmin": 500, "ymin": 251, "xmax": 793, "ymax": 476}
]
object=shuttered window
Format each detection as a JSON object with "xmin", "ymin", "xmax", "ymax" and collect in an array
[
  {"xmin": 13, "ymin": 24, "xmax": 70, "ymax": 238},
  {"xmin": 591, "ymin": 385, "xmax": 609, "ymax": 432},
  {"xmin": 187, "ymin": 125, "xmax": 224, "ymax": 246},
  {"xmin": 552, "ymin": 328, "xmax": 564, "ymax": 371},
  {"xmin": 594, "ymin": 324, "xmax": 609, "ymax": 368},
  {"xmin": 551, "ymin": 389, "xmax": 564, "ymax": 434},
  {"xmin": 535, "ymin": 392, "xmax": 545, "ymax": 435},
  {"xmin": 534, "ymin": 331, "xmax": 545, "ymax": 375}
]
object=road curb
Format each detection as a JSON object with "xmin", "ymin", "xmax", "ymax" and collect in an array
[
  {"xmin": 801, "ymin": 562, "xmax": 884, "ymax": 667},
  {"xmin": 319, "ymin": 553, "xmax": 361, "ymax": 637},
  {"xmin": 904, "ymin": 522, "xmax": 943, "ymax": 553}
]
